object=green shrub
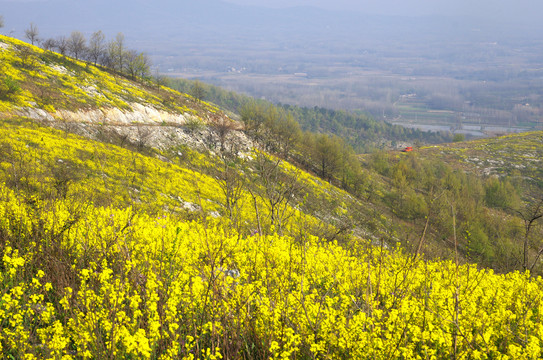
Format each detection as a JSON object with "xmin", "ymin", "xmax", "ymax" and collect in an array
[
  {"xmin": 0, "ymin": 75, "xmax": 21, "ymax": 99},
  {"xmin": 484, "ymin": 177, "xmax": 520, "ymax": 210},
  {"xmin": 453, "ymin": 133, "xmax": 465, "ymax": 142}
]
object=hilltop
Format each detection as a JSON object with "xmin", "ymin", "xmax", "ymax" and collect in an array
[{"xmin": 1, "ymin": 35, "xmax": 543, "ymax": 359}]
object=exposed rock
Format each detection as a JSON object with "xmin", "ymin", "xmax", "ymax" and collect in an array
[
  {"xmin": 50, "ymin": 64, "xmax": 69, "ymax": 75},
  {"xmin": 17, "ymin": 103, "xmax": 254, "ymax": 153},
  {"xmin": 17, "ymin": 107, "xmax": 56, "ymax": 122},
  {"xmin": 209, "ymin": 211, "xmax": 221, "ymax": 218},
  {"xmin": 51, "ymin": 103, "xmax": 191, "ymax": 125},
  {"xmin": 182, "ymin": 201, "xmax": 200, "ymax": 212}
]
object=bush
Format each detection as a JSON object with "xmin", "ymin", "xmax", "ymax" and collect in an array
[
  {"xmin": 484, "ymin": 177, "xmax": 520, "ymax": 210},
  {"xmin": 466, "ymin": 223, "xmax": 494, "ymax": 261},
  {"xmin": 453, "ymin": 133, "xmax": 465, "ymax": 142},
  {"xmin": 184, "ymin": 116, "xmax": 206, "ymax": 132},
  {"xmin": 0, "ymin": 75, "xmax": 21, "ymax": 99}
]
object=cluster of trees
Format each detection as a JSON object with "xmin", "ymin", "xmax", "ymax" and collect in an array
[
  {"xmin": 369, "ymin": 151, "xmax": 543, "ymax": 273},
  {"xmin": 168, "ymin": 78, "xmax": 454, "ymax": 153},
  {"xmin": 236, "ymin": 100, "xmax": 366, "ymax": 196},
  {"xmin": 283, "ymin": 105, "xmax": 453, "ymax": 152},
  {"xmin": 23, "ymin": 23, "xmax": 151, "ymax": 81},
  {"xmin": 167, "ymin": 79, "xmax": 365, "ymax": 196}
]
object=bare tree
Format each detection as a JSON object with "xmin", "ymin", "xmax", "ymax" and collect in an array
[
  {"xmin": 42, "ymin": 38, "xmax": 57, "ymax": 52},
  {"xmin": 88, "ymin": 30, "xmax": 106, "ymax": 65},
  {"xmin": 135, "ymin": 123, "xmax": 152, "ymax": 152},
  {"xmin": 252, "ymin": 153, "xmax": 302, "ymax": 235},
  {"xmin": 125, "ymin": 50, "xmax": 150, "ymax": 80},
  {"xmin": 55, "ymin": 36, "xmax": 68, "ymax": 56},
  {"xmin": 19, "ymin": 46, "xmax": 36, "ymax": 68},
  {"xmin": 107, "ymin": 32, "xmax": 126, "ymax": 73},
  {"xmin": 515, "ymin": 197, "xmax": 543, "ymax": 272},
  {"xmin": 67, "ymin": 31, "xmax": 86, "ymax": 60},
  {"xmin": 24, "ymin": 23, "xmax": 39, "ymax": 45},
  {"xmin": 0, "ymin": 15, "xmax": 4, "ymax": 30},
  {"xmin": 216, "ymin": 153, "xmax": 246, "ymax": 229},
  {"xmin": 210, "ymin": 115, "xmax": 237, "ymax": 152},
  {"xmin": 153, "ymin": 68, "xmax": 167, "ymax": 92}
]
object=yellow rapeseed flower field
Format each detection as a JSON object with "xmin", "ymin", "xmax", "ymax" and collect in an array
[
  {"xmin": 1, "ymin": 33, "xmax": 543, "ymax": 360},
  {"xmin": 0, "ymin": 121, "xmax": 541, "ymax": 359}
]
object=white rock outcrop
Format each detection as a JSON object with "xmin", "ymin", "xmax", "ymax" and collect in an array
[{"xmin": 16, "ymin": 103, "xmax": 253, "ymax": 153}]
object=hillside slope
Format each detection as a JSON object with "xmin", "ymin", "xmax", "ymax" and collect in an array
[
  {"xmin": 1, "ymin": 113, "xmax": 543, "ymax": 360},
  {"xmin": 2, "ymin": 34, "xmax": 542, "ymax": 272},
  {"xmin": 1, "ymin": 35, "xmax": 543, "ymax": 359},
  {"xmin": 421, "ymin": 131, "xmax": 543, "ymax": 190},
  {"xmin": 0, "ymin": 34, "xmax": 249, "ymax": 153},
  {"xmin": 357, "ymin": 131, "xmax": 543, "ymax": 272}
]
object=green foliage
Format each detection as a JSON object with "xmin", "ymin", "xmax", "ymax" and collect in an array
[
  {"xmin": 266, "ymin": 111, "xmax": 301, "ymax": 156},
  {"xmin": 0, "ymin": 142, "xmax": 542, "ymax": 358},
  {"xmin": 184, "ymin": 116, "xmax": 206, "ymax": 132},
  {"xmin": 0, "ymin": 34, "xmax": 218, "ymax": 116},
  {"xmin": 124, "ymin": 50, "xmax": 151, "ymax": 80},
  {"xmin": 466, "ymin": 223, "xmax": 494, "ymax": 261},
  {"xmin": 168, "ymin": 77, "xmax": 249, "ymax": 113},
  {"xmin": 0, "ymin": 75, "xmax": 20, "ymax": 99},
  {"xmin": 387, "ymin": 188, "xmax": 428, "ymax": 221},
  {"xmin": 423, "ymin": 131, "xmax": 543, "ymax": 194},
  {"xmin": 190, "ymin": 80, "xmax": 206, "ymax": 102},
  {"xmin": 364, "ymin": 147, "xmax": 539, "ymax": 273},
  {"xmin": 484, "ymin": 177, "xmax": 520, "ymax": 210},
  {"xmin": 369, "ymin": 150, "xmax": 391, "ymax": 175},
  {"xmin": 312, "ymin": 133, "xmax": 342, "ymax": 179},
  {"xmin": 238, "ymin": 99, "xmax": 272, "ymax": 139},
  {"xmin": 0, "ymin": 37, "xmax": 543, "ymax": 356},
  {"xmin": 453, "ymin": 133, "xmax": 466, "ymax": 142}
]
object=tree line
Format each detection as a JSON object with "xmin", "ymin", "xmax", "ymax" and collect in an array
[
  {"xmin": 203, "ymin": 84, "xmax": 542, "ymax": 274},
  {"xmin": 232, "ymin": 100, "xmax": 366, "ymax": 198},
  {"xmin": 22, "ymin": 22, "xmax": 151, "ymax": 81}
]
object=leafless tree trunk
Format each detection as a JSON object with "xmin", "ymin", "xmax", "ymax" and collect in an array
[
  {"xmin": 88, "ymin": 30, "xmax": 106, "ymax": 65},
  {"xmin": 67, "ymin": 31, "xmax": 87, "ymax": 60},
  {"xmin": 24, "ymin": 23, "xmax": 39, "ymax": 45},
  {"xmin": 515, "ymin": 198, "xmax": 543, "ymax": 272},
  {"xmin": 252, "ymin": 153, "xmax": 302, "ymax": 235},
  {"xmin": 56, "ymin": 36, "xmax": 68, "ymax": 56}
]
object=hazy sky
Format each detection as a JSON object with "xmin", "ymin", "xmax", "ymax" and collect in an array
[{"xmin": 223, "ymin": 0, "xmax": 542, "ymax": 19}]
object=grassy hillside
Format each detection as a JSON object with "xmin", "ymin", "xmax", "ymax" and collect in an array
[
  {"xmin": 0, "ymin": 34, "xmax": 220, "ymax": 118},
  {"xmin": 359, "ymin": 131, "xmax": 543, "ymax": 272},
  {"xmin": 1, "ymin": 35, "xmax": 543, "ymax": 359},
  {"xmin": 421, "ymin": 131, "xmax": 543, "ymax": 190}
]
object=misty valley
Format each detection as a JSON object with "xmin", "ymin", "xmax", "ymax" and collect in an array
[{"xmin": 166, "ymin": 35, "xmax": 543, "ymax": 138}]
